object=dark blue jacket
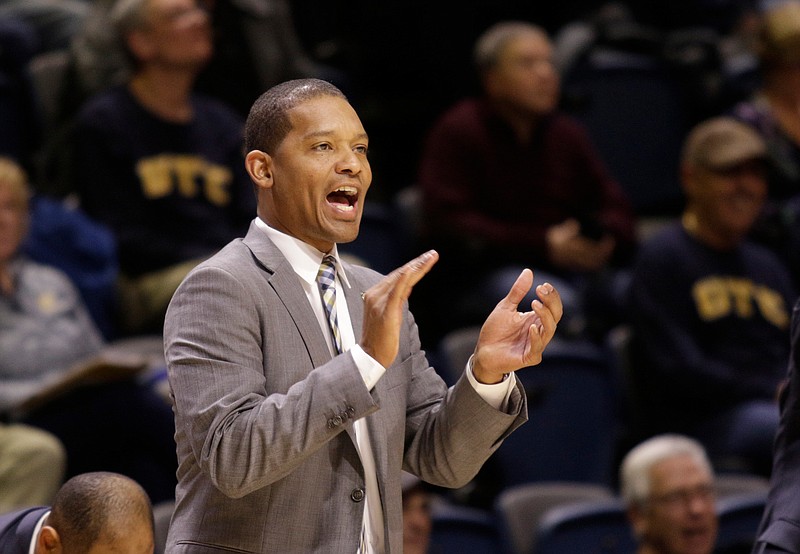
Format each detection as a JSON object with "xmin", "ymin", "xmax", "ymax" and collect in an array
[{"xmin": 0, "ymin": 506, "xmax": 49, "ymax": 553}]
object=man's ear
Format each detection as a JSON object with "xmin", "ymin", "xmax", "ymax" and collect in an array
[
  {"xmin": 627, "ymin": 505, "xmax": 647, "ymax": 542},
  {"xmin": 681, "ymin": 163, "xmax": 698, "ymax": 197},
  {"xmin": 125, "ymin": 30, "xmax": 154, "ymax": 63},
  {"xmin": 245, "ymin": 150, "xmax": 274, "ymax": 190},
  {"xmin": 37, "ymin": 525, "xmax": 62, "ymax": 553}
]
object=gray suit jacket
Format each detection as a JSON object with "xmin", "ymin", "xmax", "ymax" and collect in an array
[
  {"xmin": 164, "ymin": 222, "xmax": 527, "ymax": 553},
  {"xmin": 752, "ymin": 299, "xmax": 800, "ymax": 554}
]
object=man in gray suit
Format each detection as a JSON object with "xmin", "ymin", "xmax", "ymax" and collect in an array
[
  {"xmin": 163, "ymin": 78, "xmax": 563, "ymax": 553},
  {"xmin": 752, "ymin": 297, "xmax": 800, "ymax": 553}
]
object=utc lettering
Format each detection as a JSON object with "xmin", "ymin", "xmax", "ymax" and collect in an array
[
  {"xmin": 692, "ymin": 276, "xmax": 789, "ymax": 328},
  {"xmin": 136, "ymin": 154, "xmax": 233, "ymax": 206}
]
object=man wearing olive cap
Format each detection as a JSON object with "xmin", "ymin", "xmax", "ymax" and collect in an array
[{"xmin": 627, "ymin": 116, "xmax": 796, "ymax": 477}]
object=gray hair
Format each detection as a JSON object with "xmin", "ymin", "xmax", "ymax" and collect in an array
[
  {"xmin": 620, "ymin": 434, "xmax": 713, "ymax": 507},
  {"xmin": 473, "ymin": 21, "xmax": 549, "ymax": 75}
]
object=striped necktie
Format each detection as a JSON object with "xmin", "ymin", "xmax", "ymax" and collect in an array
[{"xmin": 316, "ymin": 255, "xmax": 343, "ymax": 354}]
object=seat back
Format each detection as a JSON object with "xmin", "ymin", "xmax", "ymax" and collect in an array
[
  {"xmin": 715, "ymin": 491, "xmax": 767, "ymax": 553},
  {"xmin": 152, "ymin": 501, "xmax": 175, "ymax": 554},
  {"xmin": 436, "ymin": 326, "xmax": 482, "ymax": 386},
  {"xmin": 562, "ymin": 49, "xmax": 689, "ymax": 216},
  {"xmin": 28, "ymin": 49, "xmax": 71, "ymax": 136},
  {"xmin": 429, "ymin": 501, "xmax": 500, "ymax": 554},
  {"xmin": 714, "ymin": 473, "xmax": 770, "ymax": 500},
  {"xmin": 491, "ymin": 338, "xmax": 619, "ymax": 488},
  {"xmin": 495, "ymin": 481, "xmax": 615, "ymax": 554},
  {"xmin": 532, "ymin": 498, "xmax": 636, "ymax": 554}
]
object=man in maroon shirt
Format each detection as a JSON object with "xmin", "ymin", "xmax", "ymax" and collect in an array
[{"xmin": 415, "ymin": 20, "xmax": 636, "ymax": 344}]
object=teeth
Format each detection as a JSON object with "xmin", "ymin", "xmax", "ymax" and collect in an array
[{"xmin": 334, "ymin": 186, "xmax": 357, "ymax": 195}]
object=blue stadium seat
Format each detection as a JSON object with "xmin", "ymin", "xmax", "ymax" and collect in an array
[
  {"xmin": 429, "ymin": 501, "xmax": 500, "ymax": 554},
  {"xmin": 495, "ymin": 481, "xmax": 615, "ymax": 554},
  {"xmin": 562, "ymin": 49, "xmax": 690, "ymax": 216},
  {"xmin": 532, "ymin": 498, "xmax": 636, "ymax": 554},
  {"xmin": 715, "ymin": 491, "xmax": 767, "ymax": 553},
  {"xmin": 491, "ymin": 338, "xmax": 619, "ymax": 487}
]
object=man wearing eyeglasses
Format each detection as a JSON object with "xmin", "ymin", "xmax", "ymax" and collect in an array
[{"xmin": 621, "ymin": 434, "xmax": 718, "ymax": 554}]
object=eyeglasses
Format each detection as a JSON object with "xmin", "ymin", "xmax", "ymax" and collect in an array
[
  {"xmin": 649, "ymin": 484, "xmax": 715, "ymax": 508},
  {"xmin": 704, "ymin": 160, "xmax": 767, "ymax": 179}
]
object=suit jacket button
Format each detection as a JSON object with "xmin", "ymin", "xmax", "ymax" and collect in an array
[
  {"xmin": 346, "ymin": 406, "xmax": 356, "ymax": 417},
  {"xmin": 332, "ymin": 415, "xmax": 343, "ymax": 426},
  {"xmin": 350, "ymin": 488, "xmax": 365, "ymax": 502}
]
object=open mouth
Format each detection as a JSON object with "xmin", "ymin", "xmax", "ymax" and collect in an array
[
  {"xmin": 682, "ymin": 526, "xmax": 713, "ymax": 545},
  {"xmin": 326, "ymin": 186, "xmax": 358, "ymax": 212}
]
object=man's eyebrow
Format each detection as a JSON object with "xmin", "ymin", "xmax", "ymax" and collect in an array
[{"xmin": 303, "ymin": 130, "xmax": 369, "ymax": 142}]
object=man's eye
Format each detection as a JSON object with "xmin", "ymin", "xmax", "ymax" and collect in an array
[
  {"xmin": 354, "ymin": 145, "xmax": 368, "ymax": 155},
  {"xmin": 314, "ymin": 144, "xmax": 332, "ymax": 151}
]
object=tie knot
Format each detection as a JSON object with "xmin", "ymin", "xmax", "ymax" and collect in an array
[
  {"xmin": 321, "ymin": 254, "xmax": 336, "ymax": 269},
  {"xmin": 317, "ymin": 255, "xmax": 337, "ymax": 288}
]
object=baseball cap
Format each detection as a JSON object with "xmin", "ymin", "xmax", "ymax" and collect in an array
[{"xmin": 681, "ymin": 117, "xmax": 767, "ymax": 171}]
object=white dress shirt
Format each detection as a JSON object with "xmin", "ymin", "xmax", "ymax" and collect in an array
[{"xmin": 254, "ymin": 218, "xmax": 516, "ymax": 553}]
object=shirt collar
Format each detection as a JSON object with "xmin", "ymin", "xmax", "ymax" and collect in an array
[
  {"xmin": 30, "ymin": 511, "xmax": 50, "ymax": 554},
  {"xmin": 253, "ymin": 217, "xmax": 351, "ymax": 289}
]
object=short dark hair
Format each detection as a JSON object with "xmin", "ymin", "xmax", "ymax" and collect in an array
[
  {"xmin": 244, "ymin": 78, "xmax": 347, "ymax": 154},
  {"xmin": 47, "ymin": 472, "xmax": 153, "ymax": 553}
]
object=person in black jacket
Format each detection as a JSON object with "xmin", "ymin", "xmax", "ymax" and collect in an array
[{"xmin": 0, "ymin": 471, "xmax": 154, "ymax": 554}]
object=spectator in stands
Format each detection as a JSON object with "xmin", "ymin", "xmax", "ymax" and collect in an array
[
  {"xmin": 620, "ymin": 434, "xmax": 718, "ymax": 554},
  {"xmin": 731, "ymin": 0, "xmax": 800, "ymax": 289},
  {"xmin": 0, "ymin": 424, "xmax": 65, "ymax": 514},
  {"xmin": 58, "ymin": 0, "xmax": 338, "ymax": 123},
  {"xmin": 0, "ymin": 471, "xmax": 154, "ymax": 553},
  {"xmin": 627, "ymin": 116, "xmax": 794, "ymax": 476},
  {"xmin": 402, "ymin": 471, "xmax": 433, "ymax": 554},
  {"xmin": 69, "ymin": 0, "xmax": 255, "ymax": 334},
  {"xmin": 415, "ymin": 20, "xmax": 636, "ymax": 345},
  {"xmin": 0, "ymin": 156, "xmax": 176, "ymax": 503}
]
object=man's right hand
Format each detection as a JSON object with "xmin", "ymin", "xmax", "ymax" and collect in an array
[{"xmin": 359, "ymin": 250, "xmax": 439, "ymax": 367}]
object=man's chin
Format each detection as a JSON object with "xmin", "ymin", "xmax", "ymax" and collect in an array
[{"xmin": 329, "ymin": 222, "xmax": 362, "ymax": 245}]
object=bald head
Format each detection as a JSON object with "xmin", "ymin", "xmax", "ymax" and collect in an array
[{"xmin": 42, "ymin": 472, "xmax": 154, "ymax": 554}]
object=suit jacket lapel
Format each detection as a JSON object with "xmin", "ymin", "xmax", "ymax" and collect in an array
[
  {"xmin": 243, "ymin": 225, "xmax": 365, "ymax": 449},
  {"xmin": 242, "ymin": 223, "xmax": 332, "ymax": 369}
]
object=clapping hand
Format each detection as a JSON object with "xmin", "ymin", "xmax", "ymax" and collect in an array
[{"xmin": 360, "ymin": 250, "xmax": 439, "ymax": 368}]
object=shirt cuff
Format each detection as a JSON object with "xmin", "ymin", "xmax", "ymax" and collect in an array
[
  {"xmin": 350, "ymin": 344, "xmax": 386, "ymax": 390},
  {"xmin": 466, "ymin": 355, "xmax": 516, "ymax": 412}
]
